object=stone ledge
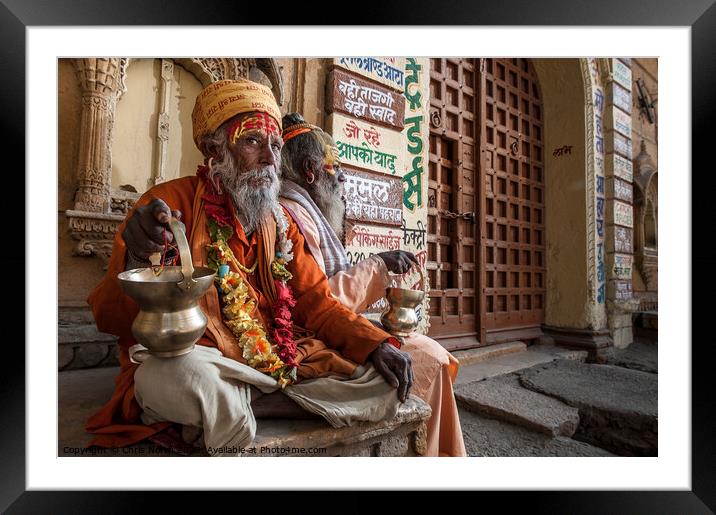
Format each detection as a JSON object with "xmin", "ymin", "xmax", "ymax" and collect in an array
[
  {"xmin": 454, "ymin": 343, "xmax": 586, "ymax": 386},
  {"xmin": 59, "ymin": 325, "xmax": 119, "ymax": 370},
  {"xmin": 455, "ymin": 375, "xmax": 580, "ymax": 437},
  {"xmin": 459, "ymin": 407, "xmax": 614, "ymax": 457},
  {"xmin": 452, "ymin": 341, "xmax": 527, "ymax": 366},
  {"xmin": 59, "ymin": 366, "xmax": 431, "ymax": 457},
  {"xmin": 519, "ymin": 360, "xmax": 657, "ymax": 456},
  {"xmin": 247, "ymin": 398, "xmax": 431, "ymax": 457}
]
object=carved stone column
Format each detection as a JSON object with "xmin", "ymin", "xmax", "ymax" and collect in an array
[
  {"xmin": 152, "ymin": 59, "xmax": 174, "ymax": 186},
  {"xmin": 71, "ymin": 58, "xmax": 125, "ymax": 212},
  {"xmin": 66, "ymin": 58, "xmax": 136, "ymax": 268}
]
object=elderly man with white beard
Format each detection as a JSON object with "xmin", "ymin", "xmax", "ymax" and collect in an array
[
  {"xmin": 85, "ymin": 79, "xmax": 413, "ymax": 455},
  {"xmin": 279, "ymin": 113, "xmax": 467, "ymax": 456}
]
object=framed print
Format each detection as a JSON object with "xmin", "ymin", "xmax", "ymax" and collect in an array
[{"xmin": 4, "ymin": 0, "xmax": 714, "ymax": 511}]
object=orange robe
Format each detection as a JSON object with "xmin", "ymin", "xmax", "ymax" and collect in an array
[{"xmin": 86, "ymin": 176, "xmax": 392, "ymax": 448}]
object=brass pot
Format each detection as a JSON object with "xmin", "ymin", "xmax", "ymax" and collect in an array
[
  {"xmin": 380, "ymin": 266, "xmax": 426, "ymax": 338},
  {"xmin": 117, "ymin": 218, "xmax": 216, "ymax": 357}
]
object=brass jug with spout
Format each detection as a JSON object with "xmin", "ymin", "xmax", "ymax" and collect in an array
[
  {"xmin": 380, "ymin": 264, "xmax": 426, "ymax": 338},
  {"xmin": 117, "ymin": 218, "xmax": 216, "ymax": 357}
]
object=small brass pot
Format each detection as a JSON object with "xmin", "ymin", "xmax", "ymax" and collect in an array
[
  {"xmin": 117, "ymin": 218, "xmax": 215, "ymax": 357},
  {"xmin": 380, "ymin": 266, "xmax": 426, "ymax": 338}
]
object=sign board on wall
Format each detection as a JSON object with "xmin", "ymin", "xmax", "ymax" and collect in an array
[
  {"xmin": 612, "ymin": 177, "xmax": 634, "ymax": 202},
  {"xmin": 612, "ymin": 83, "xmax": 632, "ymax": 114},
  {"xmin": 614, "ymin": 280, "xmax": 632, "ymax": 300},
  {"xmin": 615, "ymin": 226, "xmax": 633, "ymax": 253},
  {"xmin": 613, "ymin": 254, "xmax": 633, "ymax": 280},
  {"xmin": 326, "ymin": 68, "xmax": 406, "ymax": 130},
  {"xmin": 614, "ymin": 200, "xmax": 634, "ymax": 228},
  {"xmin": 343, "ymin": 223, "xmax": 403, "ymax": 266},
  {"xmin": 612, "ymin": 59, "xmax": 632, "ymax": 90},
  {"xmin": 328, "ymin": 112, "xmax": 405, "ymax": 176},
  {"xmin": 333, "ymin": 57, "xmax": 407, "ymax": 92},
  {"xmin": 611, "ymin": 106, "xmax": 632, "ymax": 139},
  {"xmin": 613, "ymin": 132, "xmax": 633, "ymax": 159},
  {"xmin": 613, "ymin": 153, "xmax": 634, "ymax": 182},
  {"xmin": 343, "ymin": 165, "xmax": 403, "ymax": 226}
]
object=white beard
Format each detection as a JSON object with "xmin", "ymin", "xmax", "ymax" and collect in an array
[
  {"xmin": 310, "ymin": 178, "xmax": 346, "ymax": 240},
  {"xmin": 219, "ymin": 165, "xmax": 280, "ymax": 235}
]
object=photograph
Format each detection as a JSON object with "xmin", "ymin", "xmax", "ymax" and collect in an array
[
  {"xmin": 3, "ymin": 3, "xmax": 709, "ymax": 509},
  {"xmin": 57, "ymin": 56, "xmax": 658, "ymax": 460}
]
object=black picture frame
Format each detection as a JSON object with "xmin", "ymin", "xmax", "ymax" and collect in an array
[{"xmin": 4, "ymin": 0, "xmax": 713, "ymax": 511}]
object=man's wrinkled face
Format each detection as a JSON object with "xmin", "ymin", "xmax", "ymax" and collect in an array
[
  {"xmin": 225, "ymin": 112, "xmax": 283, "ymax": 187},
  {"xmin": 316, "ymin": 133, "xmax": 346, "ymax": 196},
  {"xmin": 322, "ymin": 159, "xmax": 346, "ymax": 196},
  {"xmin": 210, "ymin": 111, "xmax": 283, "ymax": 233}
]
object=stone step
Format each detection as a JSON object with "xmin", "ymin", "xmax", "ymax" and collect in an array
[
  {"xmin": 59, "ymin": 365, "xmax": 432, "ymax": 457},
  {"xmin": 459, "ymin": 406, "xmax": 614, "ymax": 457},
  {"xmin": 59, "ymin": 303, "xmax": 95, "ymax": 325},
  {"xmin": 58, "ymin": 324, "xmax": 117, "ymax": 345},
  {"xmin": 605, "ymin": 340, "xmax": 658, "ymax": 374},
  {"xmin": 454, "ymin": 343, "xmax": 588, "ymax": 386},
  {"xmin": 519, "ymin": 360, "xmax": 658, "ymax": 456},
  {"xmin": 58, "ymin": 324, "xmax": 119, "ymax": 370},
  {"xmin": 455, "ymin": 375, "xmax": 580, "ymax": 437},
  {"xmin": 451, "ymin": 341, "xmax": 527, "ymax": 366}
]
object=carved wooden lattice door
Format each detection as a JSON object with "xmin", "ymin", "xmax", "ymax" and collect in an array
[
  {"xmin": 427, "ymin": 58, "xmax": 545, "ymax": 350},
  {"xmin": 426, "ymin": 58, "xmax": 479, "ymax": 350},
  {"xmin": 481, "ymin": 58, "xmax": 546, "ymax": 345}
]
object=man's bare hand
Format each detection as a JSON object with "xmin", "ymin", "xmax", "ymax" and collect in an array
[
  {"xmin": 377, "ymin": 250, "xmax": 420, "ymax": 274},
  {"xmin": 122, "ymin": 198, "xmax": 183, "ymax": 260},
  {"xmin": 370, "ymin": 341, "xmax": 414, "ymax": 403}
]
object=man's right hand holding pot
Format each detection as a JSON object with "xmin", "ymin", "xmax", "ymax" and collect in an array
[{"xmin": 122, "ymin": 198, "xmax": 183, "ymax": 265}]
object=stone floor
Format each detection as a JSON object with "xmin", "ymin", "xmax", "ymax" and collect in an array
[
  {"xmin": 59, "ymin": 338, "xmax": 658, "ymax": 458},
  {"xmin": 454, "ymin": 338, "xmax": 658, "ymax": 457}
]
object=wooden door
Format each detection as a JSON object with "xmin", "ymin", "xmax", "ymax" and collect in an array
[
  {"xmin": 480, "ymin": 58, "xmax": 545, "ymax": 345},
  {"xmin": 426, "ymin": 58, "xmax": 479, "ymax": 350},
  {"xmin": 427, "ymin": 58, "xmax": 545, "ymax": 350}
]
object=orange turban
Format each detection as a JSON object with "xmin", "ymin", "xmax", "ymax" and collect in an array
[{"xmin": 191, "ymin": 79, "xmax": 282, "ymax": 151}]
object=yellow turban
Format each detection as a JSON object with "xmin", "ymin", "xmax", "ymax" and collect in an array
[{"xmin": 191, "ymin": 79, "xmax": 282, "ymax": 151}]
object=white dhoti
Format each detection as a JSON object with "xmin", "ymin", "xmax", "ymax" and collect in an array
[{"xmin": 133, "ymin": 345, "xmax": 401, "ymax": 456}]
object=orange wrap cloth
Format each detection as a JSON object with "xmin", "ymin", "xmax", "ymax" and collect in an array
[{"xmin": 191, "ymin": 78, "xmax": 282, "ymax": 151}]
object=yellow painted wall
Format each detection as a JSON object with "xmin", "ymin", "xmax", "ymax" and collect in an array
[
  {"xmin": 166, "ymin": 62, "xmax": 205, "ymax": 179},
  {"xmin": 631, "ymin": 58, "xmax": 658, "ymax": 161},
  {"xmin": 533, "ymin": 58, "xmax": 598, "ymax": 330},
  {"xmin": 112, "ymin": 58, "xmax": 159, "ymax": 193}
]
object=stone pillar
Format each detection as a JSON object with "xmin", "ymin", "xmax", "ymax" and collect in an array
[
  {"xmin": 66, "ymin": 58, "xmax": 136, "ymax": 268},
  {"xmin": 602, "ymin": 58, "xmax": 640, "ymax": 348},
  {"xmin": 72, "ymin": 58, "xmax": 125, "ymax": 212},
  {"xmin": 152, "ymin": 59, "xmax": 174, "ymax": 187}
]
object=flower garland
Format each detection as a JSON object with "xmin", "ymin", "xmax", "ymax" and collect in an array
[{"xmin": 199, "ymin": 162, "xmax": 298, "ymax": 388}]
